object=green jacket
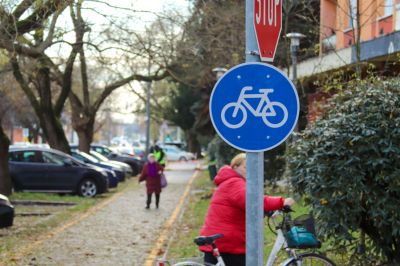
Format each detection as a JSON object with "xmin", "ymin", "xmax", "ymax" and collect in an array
[{"xmin": 154, "ymin": 150, "xmax": 166, "ymax": 165}]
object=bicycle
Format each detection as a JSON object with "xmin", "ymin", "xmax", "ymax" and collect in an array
[
  {"xmin": 156, "ymin": 206, "xmax": 336, "ymax": 266},
  {"xmin": 221, "ymin": 86, "xmax": 288, "ymax": 129}
]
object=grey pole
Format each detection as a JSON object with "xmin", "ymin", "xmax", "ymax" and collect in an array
[
  {"xmin": 245, "ymin": 0, "xmax": 264, "ymax": 265},
  {"xmin": 145, "ymin": 64, "xmax": 151, "ymax": 157},
  {"xmin": 291, "ymin": 45, "xmax": 297, "ymax": 81}
]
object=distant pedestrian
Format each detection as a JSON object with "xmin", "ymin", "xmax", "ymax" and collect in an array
[
  {"xmin": 150, "ymin": 145, "xmax": 166, "ymax": 168},
  {"xmin": 139, "ymin": 154, "xmax": 163, "ymax": 209}
]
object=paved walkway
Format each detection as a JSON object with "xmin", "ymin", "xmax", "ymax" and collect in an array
[{"xmin": 18, "ymin": 161, "xmax": 198, "ymax": 266}]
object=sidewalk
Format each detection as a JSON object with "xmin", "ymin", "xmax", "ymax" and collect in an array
[{"xmin": 16, "ymin": 161, "xmax": 198, "ymax": 266}]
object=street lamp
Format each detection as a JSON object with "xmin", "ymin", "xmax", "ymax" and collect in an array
[
  {"xmin": 286, "ymin": 32, "xmax": 305, "ymax": 137},
  {"xmin": 212, "ymin": 67, "xmax": 227, "ymax": 80},
  {"xmin": 207, "ymin": 67, "xmax": 227, "ymax": 180},
  {"xmin": 285, "ymin": 32, "xmax": 306, "ymax": 81}
]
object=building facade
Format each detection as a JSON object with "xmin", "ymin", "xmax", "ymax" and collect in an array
[{"xmin": 321, "ymin": 0, "xmax": 400, "ymax": 53}]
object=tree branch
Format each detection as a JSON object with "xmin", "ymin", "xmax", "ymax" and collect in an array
[
  {"xmin": 0, "ymin": 37, "xmax": 42, "ymax": 58},
  {"xmin": 12, "ymin": 0, "xmax": 36, "ymax": 19},
  {"xmin": 13, "ymin": 0, "xmax": 71, "ymax": 35},
  {"xmin": 37, "ymin": 10, "xmax": 61, "ymax": 52},
  {"xmin": 10, "ymin": 56, "xmax": 40, "ymax": 114},
  {"xmin": 93, "ymin": 70, "xmax": 169, "ymax": 112},
  {"xmin": 75, "ymin": 2, "xmax": 90, "ymax": 108},
  {"xmin": 55, "ymin": 44, "xmax": 79, "ymax": 116}
]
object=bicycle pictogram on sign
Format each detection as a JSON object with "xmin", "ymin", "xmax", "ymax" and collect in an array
[
  {"xmin": 209, "ymin": 62, "xmax": 299, "ymax": 152},
  {"xmin": 221, "ymin": 86, "xmax": 288, "ymax": 129}
]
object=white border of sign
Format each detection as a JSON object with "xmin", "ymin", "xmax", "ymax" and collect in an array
[
  {"xmin": 253, "ymin": 0, "xmax": 282, "ymax": 62},
  {"xmin": 209, "ymin": 62, "xmax": 299, "ymax": 152}
]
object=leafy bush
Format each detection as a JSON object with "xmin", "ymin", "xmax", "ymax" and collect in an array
[
  {"xmin": 208, "ymin": 135, "xmax": 286, "ymax": 185},
  {"xmin": 208, "ymin": 135, "xmax": 238, "ymax": 169},
  {"xmin": 287, "ymin": 78, "xmax": 400, "ymax": 264}
]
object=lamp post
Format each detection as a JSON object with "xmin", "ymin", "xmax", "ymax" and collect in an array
[
  {"xmin": 145, "ymin": 80, "xmax": 151, "ymax": 156},
  {"xmin": 145, "ymin": 62, "xmax": 152, "ymax": 157},
  {"xmin": 207, "ymin": 67, "xmax": 227, "ymax": 181},
  {"xmin": 286, "ymin": 32, "xmax": 305, "ymax": 135},
  {"xmin": 212, "ymin": 67, "xmax": 227, "ymax": 80},
  {"xmin": 285, "ymin": 32, "xmax": 306, "ymax": 81}
]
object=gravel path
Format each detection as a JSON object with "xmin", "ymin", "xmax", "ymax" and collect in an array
[{"xmin": 18, "ymin": 161, "xmax": 198, "ymax": 266}]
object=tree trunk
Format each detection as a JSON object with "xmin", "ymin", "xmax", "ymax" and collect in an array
[
  {"xmin": 35, "ymin": 66, "xmax": 70, "ymax": 154},
  {"xmin": 187, "ymin": 129, "xmax": 201, "ymax": 158},
  {"xmin": 76, "ymin": 122, "xmax": 94, "ymax": 153},
  {"xmin": 38, "ymin": 111, "xmax": 70, "ymax": 154},
  {"xmin": 70, "ymin": 106, "xmax": 95, "ymax": 153},
  {"xmin": 0, "ymin": 123, "xmax": 11, "ymax": 196}
]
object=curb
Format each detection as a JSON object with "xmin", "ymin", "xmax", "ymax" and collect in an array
[{"xmin": 143, "ymin": 167, "xmax": 200, "ymax": 266}]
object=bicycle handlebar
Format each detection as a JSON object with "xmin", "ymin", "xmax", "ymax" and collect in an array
[{"xmin": 265, "ymin": 205, "xmax": 294, "ymax": 217}]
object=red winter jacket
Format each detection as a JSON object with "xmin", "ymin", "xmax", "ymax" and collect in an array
[{"xmin": 199, "ymin": 165, "xmax": 284, "ymax": 254}]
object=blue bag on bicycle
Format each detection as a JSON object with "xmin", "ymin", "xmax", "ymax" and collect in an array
[{"xmin": 285, "ymin": 226, "xmax": 321, "ymax": 249}]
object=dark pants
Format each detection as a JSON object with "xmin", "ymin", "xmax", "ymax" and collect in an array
[
  {"xmin": 146, "ymin": 193, "xmax": 160, "ymax": 208},
  {"xmin": 204, "ymin": 252, "xmax": 245, "ymax": 266}
]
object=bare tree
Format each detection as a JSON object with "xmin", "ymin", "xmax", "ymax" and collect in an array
[
  {"xmin": 0, "ymin": 92, "xmax": 11, "ymax": 196},
  {"xmin": 0, "ymin": 0, "xmax": 179, "ymax": 153},
  {"xmin": 66, "ymin": 4, "xmax": 177, "ymax": 152},
  {"xmin": 0, "ymin": 0, "xmax": 76, "ymax": 153}
]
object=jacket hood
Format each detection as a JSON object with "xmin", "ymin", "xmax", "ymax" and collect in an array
[{"xmin": 214, "ymin": 165, "xmax": 244, "ymax": 186}]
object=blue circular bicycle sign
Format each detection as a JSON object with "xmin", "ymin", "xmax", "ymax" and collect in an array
[{"xmin": 210, "ymin": 62, "xmax": 299, "ymax": 152}]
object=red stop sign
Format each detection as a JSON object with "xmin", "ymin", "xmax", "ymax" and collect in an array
[{"xmin": 253, "ymin": 0, "xmax": 282, "ymax": 62}]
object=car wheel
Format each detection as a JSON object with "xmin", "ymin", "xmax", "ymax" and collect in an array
[
  {"xmin": 77, "ymin": 178, "xmax": 98, "ymax": 197},
  {"xmin": 179, "ymin": 156, "xmax": 188, "ymax": 162}
]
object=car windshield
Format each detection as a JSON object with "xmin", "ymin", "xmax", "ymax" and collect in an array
[
  {"xmin": 91, "ymin": 151, "xmax": 109, "ymax": 161},
  {"xmin": 78, "ymin": 152, "xmax": 99, "ymax": 163},
  {"xmin": 102, "ymin": 147, "xmax": 112, "ymax": 155}
]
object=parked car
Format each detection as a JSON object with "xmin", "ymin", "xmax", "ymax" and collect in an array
[
  {"xmin": 160, "ymin": 145, "xmax": 196, "ymax": 161},
  {"xmin": 89, "ymin": 151, "xmax": 133, "ymax": 177},
  {"xmin": 0, "ymin": 194, "xmax": 14, "ymax": 228},
  {"xmin": 70, "ymin": 145, "xmax": 130, "ymax": 180},
  {"xmin": 132, "ymin": 147, "xmax": 145, "ymax": 160},
  {"xmin": 10, "ymin": 142, "xmax": 50, "ymax": 149},
  {"xmin": 115, "ymin": 144, "xmax": 136, "ymax": 157},
  {"xmin": 90, "ymin": 144, "xmax": 144, "ymax": 175},
  {"xmin": 70, "ymin": 151, "xmax": 121, "ymax": 187},
  {"xmin": 8, "ymin": 147, "xmax": 109, "ymax": 197}
]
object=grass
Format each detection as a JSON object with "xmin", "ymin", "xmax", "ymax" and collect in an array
[
  {"xmin": 166, "ymin": 171, "xmax": 212, "ymax": 260},
  {"xmin": 165, "ymin": 170, "xmax": 346, "ymax": 265},
  {"xmin": 0, "ymin": 177, "xmax": 139, "ymax": 265}
]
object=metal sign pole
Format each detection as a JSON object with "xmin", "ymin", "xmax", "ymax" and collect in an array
[{"xmin": 245, "ymin": 0, "xmax": 264, "ymax": 265}]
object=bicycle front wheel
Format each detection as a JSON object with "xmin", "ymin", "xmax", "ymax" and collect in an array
[{"xmin": 282, "ymin": 252, "xmax": 336, "ymax": 266}]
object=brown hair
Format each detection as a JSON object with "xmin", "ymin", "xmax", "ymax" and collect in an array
[{"xmin": 230, "ymin": 153, "xmax": 246, "ymax": 168}]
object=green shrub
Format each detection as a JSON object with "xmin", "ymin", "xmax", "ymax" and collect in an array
[
  {"xmin": 287, "ymin": 78, "xmax": 400, "ymax": 264},
  {"xmin": 208, "ymin": 135, "xmax": 286, "ymax": 185}
]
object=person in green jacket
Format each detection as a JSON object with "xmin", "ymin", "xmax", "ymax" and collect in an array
[{"xmin": 150, "ymin": 145, "xmax": 166, "ymax": 168}]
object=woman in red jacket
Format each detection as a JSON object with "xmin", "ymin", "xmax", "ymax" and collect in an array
[
  {"xmin": 139, "ymin": 154, "xmax": 164, "ymax": 209},
  {"xmin": 199, "ymin": 153, "xmax": 295, "ymax": 266}
]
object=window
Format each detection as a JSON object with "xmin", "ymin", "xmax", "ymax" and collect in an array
[
  {"xmin": 349, "ymin": 0, "xmax": 357, "ymax": 28},
  {"xmin": 9, "ymin": 151, "xmax": 41, "ymax": 163},
  {"xmin": 42, "ymin": 152, "xmax": 65, "ymax": 165},
  {"xmin": 384, "ymin": 0, "xmax": 393, "ymax": 16}
]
